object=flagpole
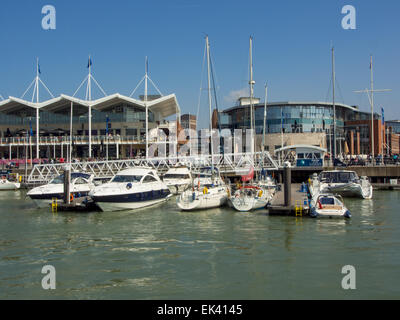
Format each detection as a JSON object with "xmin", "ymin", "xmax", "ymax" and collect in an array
[
  {"xmin": 145, "ymin": 56, "xmax": 148, "ymax": 160},
  {"xmin": 88, "ymin": 55, "xmax": 92, "ymax": 159},
  {"xmin": 36, "ymin": 58, "xmax": 40, "ymax": 159}
]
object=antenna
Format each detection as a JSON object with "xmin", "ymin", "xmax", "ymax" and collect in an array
[{"xmin": 354, "ymin": 55, "xmax": 391, "ymax": 165}]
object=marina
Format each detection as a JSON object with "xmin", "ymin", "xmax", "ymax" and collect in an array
[
  {"xmin": 1, "ymin": 0, "xmax": 400, "ymax": 302},
  {"xmin": 1, "ymin": 187, "xmax": 400, "ymax": 299}
]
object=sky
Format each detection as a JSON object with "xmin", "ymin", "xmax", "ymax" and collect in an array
[{"xmin": 0, "ymin": 0, "xmax": 399, "ymax": 128}]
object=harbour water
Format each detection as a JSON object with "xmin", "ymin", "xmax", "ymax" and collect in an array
[{"xmin": 1, "ymin": 189, "xmax": 400, "ymax": 299}]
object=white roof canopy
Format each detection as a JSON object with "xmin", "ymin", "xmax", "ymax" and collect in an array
[{"xmin": 0, "ymin": 93, "xmax": 181, "ymax": 120}]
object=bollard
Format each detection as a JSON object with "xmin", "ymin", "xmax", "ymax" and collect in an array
[
  {"xmin": 63, "ymin": 167, "xmax": 71, "ymax": 204},
  {"xmin": 284, "ymin": 165, "xmax": 291, "ymax": 207}
]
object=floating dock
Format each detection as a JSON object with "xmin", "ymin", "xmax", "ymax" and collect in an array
[{"xmin": 267, "ymin": 183, "xmax": 310, "ymax": 216}]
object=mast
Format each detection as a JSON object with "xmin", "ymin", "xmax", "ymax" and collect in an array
[
  {"xmin": 145, "ymin": 56, "xmax": 148, "ymax": 160},
  {"xmin": 206, "ymin": 36, "xmax": 214, "ymax": 172},
  {"xmin": 263, "ymin": 83, "xmax": 267, "ymax": 152},
  {"xmin": 249, "ymin": 36, "xmax": 255, "ymax": 154},
  {"xmin": 370, "ymin": 55, "xmax": 374, "ymax": 164},
  {"xmin": 332, "ymin": 46, "xmax": 336, "ymax": 161}
]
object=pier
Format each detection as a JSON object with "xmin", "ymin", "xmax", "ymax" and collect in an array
[{"xmin": 267, "ymin": 183, "xmax": 310, "ymax": 216}]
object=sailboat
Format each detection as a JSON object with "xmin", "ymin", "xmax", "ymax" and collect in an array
[
  {"xmin": 229, "ymin": 36, "xmax": 275, "ymax": 212},
  {"xmin": 176, "ymin": 36, "xmax": 229, "ymax": 211}
]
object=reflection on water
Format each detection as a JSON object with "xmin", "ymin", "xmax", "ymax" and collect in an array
[{"xmin": 0, "ymin": 189, "xmax": 400, "ymax": 299}]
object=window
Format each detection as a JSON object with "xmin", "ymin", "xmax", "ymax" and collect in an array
[
  {"xmin": 111, "ymin": 175, "xmax": 142, "ymax": 183},
  {"xmin": 143, "ymin": 175, "xmax": 157, "ymax": 183}
]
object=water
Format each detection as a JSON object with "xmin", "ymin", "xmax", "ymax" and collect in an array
[{"xmin": 1, "ymin": 190, "xmax": 400, "ymax": 299}]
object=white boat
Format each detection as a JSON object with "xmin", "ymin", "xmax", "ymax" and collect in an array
[
  {"xmin": 0, "ymin": 177, "xmax": 21, "ymax": 190},
  {"xmin": 176, "ymin": 36, "xmax": 228, "ymax": 211},
  {"xmin": 27, "ymin": 172, "xmax": 94, "ymax": 208},
  {"xmin": 177, "ymin": 167, "xmax": 228, "ymax": 211},
  {"xmin": 309, "ymin": 170, "xmax": 372, "ymax": 200},
  {"xmin": 163, "ymin": 166, "xmax": 192, "ymax": 195},
  {"xmin": 310, "ymin": 193, "xmax": 351, "ymax": 218},
  {"xmin": 90, "ymin": 168, "xmax": 171, "ymax": 212},
  {"xmin": 230, "ymin": 185, "xmax": 270, "ymax": 212}
]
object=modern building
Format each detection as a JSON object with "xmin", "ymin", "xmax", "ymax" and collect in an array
[
  {"xmin": 0, "ymin": 93, "xmax": 181, "ymax": 160},
  {"xmin": 180, "ymin": 114, "xmax": 197, "ymax": 131},
  {"xmin": 218, "ymin": 98, "xmax": 398, "ymax": 156}
]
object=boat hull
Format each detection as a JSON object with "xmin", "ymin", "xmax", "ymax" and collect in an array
[
  {"xmin": 0, "ymin": 183, "xmax": 20, "ymax": 190},
  {"xmin": 95, "ymin": 194, "xmax": 172, "ymax": 212},
  {"xmin": 177, "ymin": 187, "xmax": 228, "ymax": 211},
  {"xmin": 92, "ymin": 189, "xmax": 172, "ymax": 212},
  {"xmin": 310, "ymin": 207, "xmax": 351, "ymax": 218},
  {"xmin": 321, "ymin": 183, "xmax": 372, "ymax": 199}
]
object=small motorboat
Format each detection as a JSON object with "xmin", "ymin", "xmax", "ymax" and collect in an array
[
  {"xmin": 0, "ymin": 176, "xmax": 21, "ymax": 190},
  {"xmin": 163, "ymin": 166, "xmax": 192, "ymax": 195},
  {"xmin": 176, "ymin": 167, "xmax": 228, "ymax": 211},
  {"xmin": 90, "ymin": 168, "xmax": 171, "ymax": 212},
  {"xmin": 310, "ymin": 193, "xmax": 351, "ymax": 218},
  {"xmin": 27, "ymin": 172, "xmax": 95, "ymax": 208}
]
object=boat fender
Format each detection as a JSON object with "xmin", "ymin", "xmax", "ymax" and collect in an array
[
  {"xmin": 126, "ymin": 183, "xmax": 132, "ymax": 190},
  {"xmin": 19, "ymin": 175, "xmax": 22, "ymax": 183},
  {"xmin": 203, "ymin": 187, "xmax": 208, "ymax": 194},
  {"xmin": 227, "ymin": 188, "xmax": 230, "ymax": 197},
  {"xmin": 317, "ymin": 199, "xmax": 322, "ymax": 209},
  {"xmin": 258, "ymin": 190, "xmax": 263, "ymax": 198},
  {"xmin": 70, "ymin": 193, "xmax": 74, "ymax": 202}
]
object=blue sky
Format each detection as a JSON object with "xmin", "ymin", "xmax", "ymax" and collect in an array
[{"xmin": 0, "ymin": 0, "xmax": 399, "ymax": 128}]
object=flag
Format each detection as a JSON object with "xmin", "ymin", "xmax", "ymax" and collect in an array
[
  {"xmin": 38, "ymin": 63, "xmax": 41, "ymax": 74},
  {"xmin": 241, "ymin": 166, "xmax": 254, "ymax": 182},
  {"xmin": 87, "ymin": 57, "xmax": 92, "ymax": 68},
  {"xmin": 29, "ymin": 119, "xmax": 33, "ymax": 137},
  {"xmin": 381, "ymin": 107, "xmax": 384, "ymax": 125}
]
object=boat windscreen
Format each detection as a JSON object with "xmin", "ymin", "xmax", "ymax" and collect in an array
[
  {"xmin": 320, "ymin": 172, "xmax": 357, "ymax": 183},
  {"xmin": 319, "ymin": 197, "xmax": 335, "ymax": 205},
  {"xmin": 164, "ymin": 174, "xmax": 190, "ymax": 179},
  {"xmin": 50, "ymin": 175, "xmax": 64, "ymax": 184},
  {"xmin": 111, "ymin": 175, "xmax": 142, "ymax": 183}
]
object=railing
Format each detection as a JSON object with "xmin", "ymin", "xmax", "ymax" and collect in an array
[
  {"xmin": 27, "ymin": 151, "xmax": 280, "ymax": 184},
  {"xmin": 0, "ymin": 135, "xmax": 178, "ymax": 146}
]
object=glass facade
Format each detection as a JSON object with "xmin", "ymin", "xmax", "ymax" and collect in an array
[
  {"xmin": 220, "ymin": 103, "xmax": 352, "ymax": 135},
  {"xmin": 0, "ymin": 103, "xmax": 154, "ymax": 134}
]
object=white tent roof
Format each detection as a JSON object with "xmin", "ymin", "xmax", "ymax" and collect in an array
[
  {"xmin": 0, "ymin": 96, "xmax": 39, "ymax": 116},
  {"xmin": 0, "ymin": 93, "xmax": 180, "ymax": 120}
]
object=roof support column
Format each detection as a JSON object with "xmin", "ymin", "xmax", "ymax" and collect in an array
[
  {"xmin": 36, "ymin": 108, "xmax": 40, "ymax": 159},
  {"xmin": 70, "ymin": 101, "xmax": 73, "ymax": 163},
  {"xmin": 88, "ymin": 105, "xmax": 92, "ymax": 159}
]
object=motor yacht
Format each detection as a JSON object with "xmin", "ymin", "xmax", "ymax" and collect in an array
[
  {"xmin": 309, "ymin": 170, "xmax": 372, "ymax": 199},
  {"xmin": 90, "ymin": 168, "xmax": 171, "ymax": 212},
  {"xmin": 27, "ymin": 172, "xmax": 94, "ymax": 208},
  {"xmin": 163, "ymin": 166, "xmax": 191, "ymax": 195}
]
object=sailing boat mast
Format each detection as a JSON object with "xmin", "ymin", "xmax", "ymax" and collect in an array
[
  {"xmin": 332, "ymin": 46, "xmax": 336, "ymax": 161},
  {"xmin": 206, "ymin": 36, "xmax": 214, "ymax": 172},
  {"xmin": 263, "ymin": 83, "xmax": 267, "ymax": 152},
  {"xmin": 249, "ymin": 36, "xmax": 255, "ymax": 154}
]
